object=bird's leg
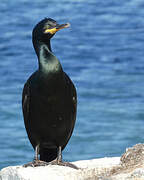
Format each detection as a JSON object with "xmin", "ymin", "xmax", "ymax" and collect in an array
[
  {"xmin": 49, "ymin": 146, "xmax": 62, "ymax": 165},
  {"xmin": 50, "ymin": 146, "xmax": 79, "ymax": 169},
  {"xmin": 34, "ymin": 144, "xmax": 40, "ymax": 161},
  {"xmin": 57, "ymin": 146, "xmax": 62, "ymax": 164},
  {"xmin": 33, "ymin": 144, "xmax": 49, "ymax": 166},
  {"xmin": 23, "ymin": 144, "xmax": 49, "ymax": 167}
]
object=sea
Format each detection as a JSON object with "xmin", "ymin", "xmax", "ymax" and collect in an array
[{"xmin": 1, "ymin": 0, "xmax": 144, "ymax": 170}]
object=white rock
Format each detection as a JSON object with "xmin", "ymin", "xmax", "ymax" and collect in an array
[
  {"xmin": 2, "ymin": 144, "xmax": 144, "ymax": 179},
  {"xmin": 0, "ymin": 157, "xmax": 120, "ymax": 180}
]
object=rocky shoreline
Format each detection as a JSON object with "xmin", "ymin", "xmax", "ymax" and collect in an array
[{"xmin": 1, "ymin": 144, "xmax": 144, "ymax": 180}]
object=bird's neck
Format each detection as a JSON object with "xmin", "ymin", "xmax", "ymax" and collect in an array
[{"xmin": 34, "ymin": 40, "xmax": 63, "ymax": 76}]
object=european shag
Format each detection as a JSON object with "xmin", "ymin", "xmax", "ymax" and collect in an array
[{"xmin": 22, "ymin": 18, "xmax": 77, "ymax": 168}]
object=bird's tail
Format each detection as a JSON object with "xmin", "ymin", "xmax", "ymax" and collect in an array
[{"xmin": 40, "ymin": 148, "xmax": 57, "ymax": 162}]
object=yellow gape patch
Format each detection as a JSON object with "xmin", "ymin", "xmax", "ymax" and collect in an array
[{"xmin": 44, "ymin": 28, "xmax": 58, "ymax": 34}]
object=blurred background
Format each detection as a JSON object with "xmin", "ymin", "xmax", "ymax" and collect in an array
[{"xmin": 1, "ymin": 0, "xmax": 144, "ymax": 170}]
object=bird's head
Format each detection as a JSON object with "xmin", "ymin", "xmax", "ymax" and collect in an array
[{"xmin": 32, "ymin": 18, "xmax": 70, "ymax": 42}]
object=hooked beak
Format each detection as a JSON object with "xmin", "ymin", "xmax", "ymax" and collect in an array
[{"xmin": 44, "ymin": 23, "xmax": 70, "ymax": 34}]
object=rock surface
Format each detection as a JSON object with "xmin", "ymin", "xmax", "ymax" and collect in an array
[{"xmin": 1, "ymin": 144, "xmax": 144, "ymax": 180}]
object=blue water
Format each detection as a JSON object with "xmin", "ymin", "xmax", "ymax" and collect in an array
[{"xmin": 1, "ymin": 0, "xmax": 144, "ymax": 170}]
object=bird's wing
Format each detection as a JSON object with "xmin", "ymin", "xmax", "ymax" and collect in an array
[
  {"xmin": 62, "ymin": 72, "xmax": 77, "ymax": 150},
  {"xmin": 64, "ymin": 72, "xmax": 77, "ymax": 118},
  {"xmin": 22, "ymin": 80, "xmax": 31, "ymax": 135}
]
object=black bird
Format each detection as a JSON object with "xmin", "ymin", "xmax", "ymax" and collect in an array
[{"xmin": 22, "ymin": 18, "xmax": 77, "ymax": 168}]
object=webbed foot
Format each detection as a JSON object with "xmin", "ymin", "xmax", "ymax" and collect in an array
[
  {"xmin": 23, "ymin": 160, "xmax": 49, "ymax": 167},
  {"xmin": 50, "ymin": 159, "xmax": 79, "ymax": 169}
]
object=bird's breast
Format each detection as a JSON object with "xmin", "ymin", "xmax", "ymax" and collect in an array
[{"xmin": 29, "ymin": 81, "xmax": 73, "ymax": 136}]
